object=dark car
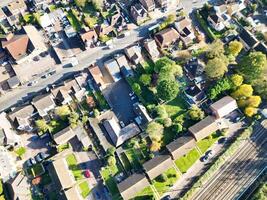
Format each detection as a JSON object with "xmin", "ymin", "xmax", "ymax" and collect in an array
[
  {"xmin": 34, "ymin": 152, "xmax": 48, "ymax": 162},
  {"xmin": 200, "ymin": 155, "xmax": 208, "ymax": 162},
  {"xmin": 218, "ymin": 137, "xmax": 227, "ymax": 144},
  {"xmin": 161, "ymin": 195, "xmax": 171, "ymax": 200}
]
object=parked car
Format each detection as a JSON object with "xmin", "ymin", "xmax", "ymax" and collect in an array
[
  {"xmin": 28, "ymin": 80, "xmax": 38, "ymax": 86},
  {"xmin": 200, "ymin": 155, "xmax": 208, "ymax": 162},
  {"xmin": 26, "ymin": 158, "xmax": 37, "ymax": 167},
  {"xmin": 119, "ymin": 121, "xmax": 125, "ymax": 128},
  {"xmin": 84, "ymin": 170, "xmax": 90, "ymax": 178},
  {"xmin": 206, "ymin": 150, "xmax": 213, "ymax": 157},
  {"xmin": 218, "ymin": 137, "xmax": 227, "ymax": 144},
  {"xmin": 161, "ymin": 195, "xmax": 171, "ymax": 200},
  {"xmin": 34, "ymin": 152, "xmax": 48, "ymax": 162}
]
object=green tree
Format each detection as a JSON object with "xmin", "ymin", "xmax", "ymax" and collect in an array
[
  {"xmin": 206, "ymin": 39, "xmax": 225, "ymax": 59},
  {"xmin": 228, "ymin": 40, "xmax": 243, "ymax": 56},
  {"xmin": 208, "ymin": 77, "xmax": 232, "ymax": 99},
  {"xmin": 92, "ymin": 0, "xmax": 104, "ymax": 11},
  {"xmin": 231, "ymin": 84, "xmax": 253, "ymax": 99},
  {"xmin": 146, "ymin": 122, "xmax": 164, "ymax": 143},
  {"xmin": 82, "ymin": 115, "xmax": 88, "ymax": 124},
  {"xmin": 68, "ymin": 112, "xmax": 80, "ymax": 128},
  {"xmin": 139, "ymin": 74, "xmax": 151, "ymax": 86},
  {"xmin": 107, "ymin": 156, "xmax": 116, "ymax": 166},
  {"xmin": 254, "ymin": 78, "xmax": 267, "ymax": 99},
  {"xmin": 230, "ymin": 74, "xmax": 243, "ymax": 87},
  {"xmin": 132, "ymin": 83, "xmax": 142, "ymax": 96},
  {"xmin": 154, "ymin": 105, "xmax": 168, "ymax": 119},
  {"xmin": 188, "ymin": 105, "xmax": 205, "ymax": 121},
  {"xmin": 107, "ymin": 147, "xmax": 116, "ymax": 156},
  {"xmin": 55, "ymin": 105, "xmax": 71, "ymax": 120},
  {"xmin": 0, "ymin": 180, "xmax": 3, "ymax": 195},
  {"xmin": 154, "ymin": 57, "xmax": 174, "ymax": 73},
  {"xmin": 163, "ymin": 118, "xmax": 172, "ymax": 128},
  {"xmin": 172, "ymin": 123, "xmax": 183, "ymax": 133},
  {"xmin": 205, "ymin": 56, "xmax": 228, "ymax": 79},
  {"xmin": 93, "ymin": 108, "xmax": 100, "ymax": 117},
  {"xmin": 74, "ymin": 0, "xmax": 87, "ymax": 7},
  {"xmin": 239, "ymin": 51, "xmax": 267, "ymax": 84},
  {"xmin": 157, "ymin": 79, "xmax": 179, "ymax": 101},
  {"xmin": 150, "ymin": 141, "xmax": 162, "ymax": 152},
  {"xmin": 35, "ymin": 119, "xmax": 52, "ymax": 133}
]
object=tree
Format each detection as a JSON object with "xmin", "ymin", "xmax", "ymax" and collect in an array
[
  {"xmin": 247, "ymin": 96, "xmax": 262, "ymax": 108},
  {"xmin": 0, "ymin": 180, "xmax": 3, "ymax": 195},
  {"xmin": 205, "ymin": 56, "xmax": 228, "ymax": 79},
  {"xmin": 55, "ymin": 105, "xmax": 71, "ymax": 120},
  {"xmin": 206, "ymin": 39, "xmax": 224, "ymax": 59},
  {"xmin": 228, "ymin": 40, "xmax": 243, "ymax": 56},
  {"xmin": 231, "ymin": 84, "xmax": 253, "ymax": 99},
  {"xmin": 154, "ymin": 105, "xmax": 168, "ymax": 119},
  {"xmin": 139, "ymin": 74, "xmax": 151, "ymax": 86},
  {"xmin": 254, "ymin": 78, "xmax": 267, "ymax": 99},
  {"xmin": 239, "ymin": 51, "xmax": 267, "ymax": 84},
  {"xmin": 158, "ymin": 174, "xmax": 168, "ymax": 182},
  {"xmin": 82, "ymin": 115, "xmax": 88, "ymax": 124},
  {"xmin": 146, "ymin": 122, "xmax": 164, "ymax": 143},
  {"xmin": 92, "ymin": 0, "xmax": 104, "ymax": 11},
  {"xmin": 154, "ymin": 57, "xmax": 175, "ymax": 73},
  {"xmin": 208, "ymin": 77, "xmax": 232, "ymax": 99},
  {"xmin": 132, "ymin": 83, "xmax": 141, "ymax": 96},
  {"xmin": 107, "ymin": 156, "xmax": 116, "ymax": 166},
  {"xmin": 107, "ymin": 147, "xmax": 116, "ymax": 156},
  {"xmin": 93, "ymin": 108, "xmax": 100, "ymax": 117},
  {"xmin": 157, "ymin": 79, "xmax": 179, "ymax": 101},
  {"xmin": 244, "ymin": 107, "xmax": 257, "ymax": 117},
  {"xmin": 35, "ymin": 119, "xmax": 51, "ymax": 133},
  {"xmin": 68, "ymin": 112, "xmax": 79, "ymax": 128},
  {"xmin": 163, "ymin": 118, "xmax": 172, "ymax": 128},
  {"xmin": 172, "ymin": 123, "xmax": 183, "ymax": 133},
  {"xmin": 150, "ymin": 141, "xmax": 162, "ymax": 152},
  {"xmin": 74, "ymin": 0, "xmax": 87, "ymax": 7},
  {"xmin": 188, "ymin": 105, "xmax": 205, "ymax": 121},
  {"xmin": 230, "ymin": 74, "xmax": 243, "ymax": 87}
]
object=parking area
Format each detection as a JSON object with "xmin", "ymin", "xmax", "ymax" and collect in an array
[{"xmin": 102, "ymin": 79, "xmax": 138, "ymax": 124}]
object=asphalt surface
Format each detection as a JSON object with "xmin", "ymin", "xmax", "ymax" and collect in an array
[{"xmin": 190, "ymin": 120, "xmax": 267, "ymax": 200}]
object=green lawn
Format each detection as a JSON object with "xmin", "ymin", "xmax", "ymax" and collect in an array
[
  {"xmin": 49, "ymin": 119, "xmax": 69, "ymax": 135},
  {"xmin": 57, "ymin": 143, "xmax": 70, "ymax": 152},
  {"xmin": 197, "ymin": 133, "xmax": 220, "ymax": 154},
  {"xmin": 175, "ymin": 148, "xmax": 200, "ymax": 173},
  {"xmin": 125, "ymin": 149, "xmax": 143, "ymax": 170},
  {"xmin": 100, "ymin": 167, "xmax": 122, "ymax": 200},
  {"xmin": 66, "ymin": 154, "xmax": 83, "ymax": 180},
  {"xmin": 163, "ymin": 96, "xmax": 187, "ymax": 119},
  {"xmin": 134, "ymin": 186, "xmax": 155, "ymax": 200},
  {"xmin": 67, "ymin": 10, "xmax": 82, "ymax": 31},
  {"xmin": 79, "ymin": 181, "xmax": 91, "ymax": 198},
  {"xmin": 153, "ymin": 168, "xmax": 179, "ymax": 196},
  {"xmin": 94, "ymin": 91, "xmax": 109, "ymax": 110},
  {"xmin": 26, "ymin": 163, "xmax": 45, "ymax": 178}
]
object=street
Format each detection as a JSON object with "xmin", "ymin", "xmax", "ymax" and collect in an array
[
  {"xmin": 190, "ymin": 120, "xmax": 267, "ymax": 200},
  {"xmin": 0, "ymin": 0, "xmax": 212, "ymax": 112}
]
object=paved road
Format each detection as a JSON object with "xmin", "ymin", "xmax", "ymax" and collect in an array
[
  {"xmin": 190, "ymin": 120, "xmax": 267, "ymax": 200},
  {"xmin": 0, "ymin": 0, "xmax": 211, "ymax": 112}
]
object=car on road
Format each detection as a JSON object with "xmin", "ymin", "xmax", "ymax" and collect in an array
[
  {"xmin": 200, "ymin": 155, "xmax": 208, "ymax": 162},
  {"xmin": 218, "ymin": 137, "xmax": 227, "ymax": 144},
  {"xmin": 27, "ymin": 80, "xmax": 38, "ymax": 86},
  {"xmin": 206, "ymin": 150, "xmax": 213, "ymax": 157}
]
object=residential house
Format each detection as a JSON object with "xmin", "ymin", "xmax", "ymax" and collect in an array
[
  {"xmin": 64, "ymin": 26, "xmax": 77, "ymax": 38},
  {"xmin": 4, "ymin": 0, "xmax": 27, "ymax": 16},
  {"xmin": 31, "ymin": 94, "xmax": 56, "ymax": 118},
  {"xmin": 155, "ymin": 0, "xmax": 168, "ymax": 8},
  {"xmin": 210, "ymin": 96, "xmax": 238, "ymax": 119},
  {"xmin": 6, "ymin": 172, "xmax": 31, "ymax": 200},
  {"xmin": 184, "ymin": 84, "xmax": 205, "ymax": 105},
  {"xmin": 124, "ymin": 45, "xmax": 143, "ymax": 65},
  {"xmin": 1, "ymin": 33, "xmax": 32, "ymax": 63},
  {"xmin": 207, "ymin": 14, "xmax": 225, "ymax": 31},
  {"xmin": 139, "ymin": 0, "xmax": 155, "ymax": 12},
  {"xmin": 0, "ymin": 112, "xmax": 20, "ymax": 148},
  {"xmin": 143, "ymin": 155, "xmax": 173, "ymax": 180},
  {"xmin": 155, "ymin": 28, "xmax": 180, "ymax": 49},
  {"xmin": 103, "ymin": 117, "xmax": 141, "ymax": 147},
  {"xmin": 95, "ymin": 24, "xmax": 114, "ymax": 37},
  {"xmin": 8, "ymin": 105, "xmax": 36, "ymax": 131},
  {"xmin": 0, "ymin": 8, "xmax": 6, "ymax": 22},
  {"xmin": 104, "ymin": 59, "xmax": 121, "ymax": 82},
  {"xmin": 188, "ymin": 116, "xmax": 219, "ymax": 141},
  {"xmin": 238, "ymin": 28, "xmax": 259, "ymax": 50},
  {"xmin": 115, "ymin": 54, "xmax": 133, "ymax": 77},
  {"xmin": 88, "ymin": 64, "xmax": 107, "ymax": 90},
  {"xmin": 51, "ymin": 78, "xmax": 86, "ymax": 104},
  {"xmin": 174, "ymin": 18, "xmax": 195, "ymax": 47},
  {"xmin": 52, "ymin": 126, "xmax": 76, "ymax": 145},
  {"xmin": 1, "ymin": 25, "xmax": 48, "ymax": 64},
  {"xmin": 32, "ymin": 0, "xmax": 53, "ymax": 9},
  {"xmin": 166, "ymin": 136, "xmax": 196, "ymax": 160},
  {"xmin": 7, "ymin": 76, "xmax": 20, "ymax": 89},
  {"xmin": 118, "ymin": 173, "xmax": 150, "ymax": 200},
  {"xmin": 49, "ymin": 157, "xmax": 83, "ymax": 200},
  {"xmin": 133, "ymin": 102, "xmax": 152, "ymax": 130},
  {"xmin": 184, "ymin": 59, "xmax": 204, "ymax": 82},
  {"xmin": 130, "ymin": 3, "xmax": 148, "ymax": 25},
  {"xmin": 143, "ymin": 39, "xmax": 160, "ymax": 61},
  {"xmin": 80, "ymin": 29, "xmax": 98, "ymax": 49}
]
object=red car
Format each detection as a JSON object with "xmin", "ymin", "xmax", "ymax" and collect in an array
[{"xmin": 84, "ymin": 170, "xmax": 90, "ymax": 178}]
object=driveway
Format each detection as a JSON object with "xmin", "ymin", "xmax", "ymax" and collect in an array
[{"xmin": 102, "ymin": 79, "xmax": 138, "ymax": 124}]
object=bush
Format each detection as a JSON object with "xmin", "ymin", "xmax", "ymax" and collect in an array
[{"xmin": 158, "ymin": 174, "xmax": 168, "ymax": 182}]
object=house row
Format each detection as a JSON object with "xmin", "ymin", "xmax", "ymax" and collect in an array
[
  {"xmin": 118, "ymin": 96, "xmax": 238, "ymax": 199},
  {"xmin": 6, "ymin": 71, "xmax": 88, "ymax": 132}
]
